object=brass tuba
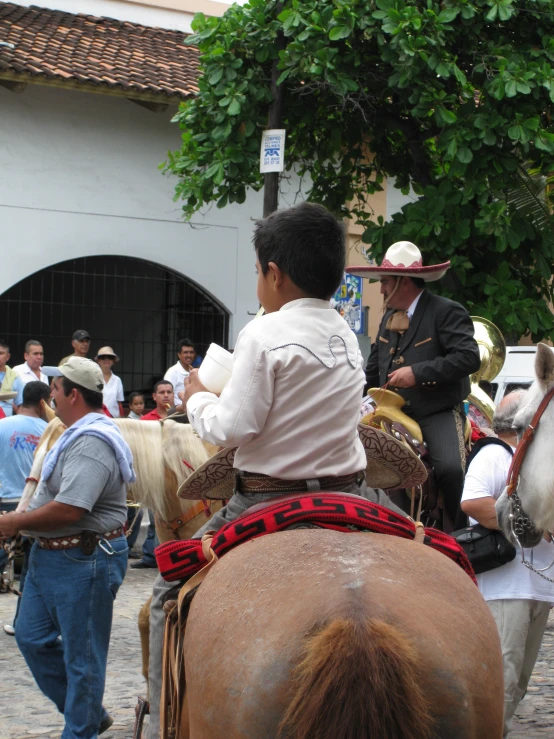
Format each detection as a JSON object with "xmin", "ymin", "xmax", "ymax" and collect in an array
[{"xmin": 467, "ymin": 317, "xmax": 506, "ymax": 424}]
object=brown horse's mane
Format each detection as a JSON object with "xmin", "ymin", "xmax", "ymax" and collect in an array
[{"xmin": 278, "ymin": 617, "xmax": 433, "ymax": 739}]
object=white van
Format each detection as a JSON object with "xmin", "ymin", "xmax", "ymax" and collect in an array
[{"xmin": 491, "ymin": 346, "xmax": 537, "ymax": 404}]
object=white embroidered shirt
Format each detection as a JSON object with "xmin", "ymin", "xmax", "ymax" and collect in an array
[{"xmin": 187, "ymin": 298, "xmax": 367, "ymax": 479}]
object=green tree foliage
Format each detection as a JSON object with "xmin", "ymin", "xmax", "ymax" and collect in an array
[{"xmin": 164, "ymin": 0, "xmax": 554, "ymax": 340}]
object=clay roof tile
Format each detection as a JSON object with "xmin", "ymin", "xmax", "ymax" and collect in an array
[{"xmin": 0, "ymin": 1, "xmax": 199, "ymax": 99}]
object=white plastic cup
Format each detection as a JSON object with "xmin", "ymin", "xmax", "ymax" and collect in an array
[{"xmin": 198, "ymin": 343, "xmax": 234, "ymax": 394}]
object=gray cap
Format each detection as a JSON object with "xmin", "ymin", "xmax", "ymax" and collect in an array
[{"xmin": 43, "ymin": 357, "xmax": 104, "ymax": 393}]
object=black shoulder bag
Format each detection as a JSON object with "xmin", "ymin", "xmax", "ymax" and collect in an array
[{"xmin": 451, "ymin": 438, "xmax": 516, "ymax": 575}]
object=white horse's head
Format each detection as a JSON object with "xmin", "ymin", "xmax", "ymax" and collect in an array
[{"xmin": 496, "ymin": 343, "xmax": 554, "ymax": 544}]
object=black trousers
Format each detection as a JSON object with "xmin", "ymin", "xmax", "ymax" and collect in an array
[{"xmin": 418, "ymin": 407, "xmax": 466, "ymax": 529}]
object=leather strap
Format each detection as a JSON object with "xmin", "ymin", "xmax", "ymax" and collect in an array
[
  {"xmin": 159, "ymin": 501, "xmax": 210, "ymax": 538},
  {"xmin": 36, "ymin": 527, "xmax": 124, "ymax": 550},
  {"xmin": 132, "ymin": 696, "xmax": 150, "ymax": 739},
  {"xmin": 161, "ymin": 533, "xmax": 218, "ymax": 739},
  {"xmin": 237, "ymin": 471, "xmax": 361, "ymax": 495},
  {"xmin": 505, "ymin": 386, "xmax": 554, "ymax": 497}
]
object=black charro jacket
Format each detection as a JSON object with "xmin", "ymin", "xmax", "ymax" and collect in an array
[{"xmin": 365, "ymin": 290, "xmax": 481, "ymax": 422}]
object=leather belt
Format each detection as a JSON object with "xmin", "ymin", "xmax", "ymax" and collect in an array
[
  {"xmin": 36, "ymin": 527, "xmax": 124, "ymax": 550},
  {"xmin": 236, "ymin": 471, "xmax": 364, "ymax": 495}
]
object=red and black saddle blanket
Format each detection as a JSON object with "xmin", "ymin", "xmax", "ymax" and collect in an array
[{"xmin": 155, "ymin": 493, "xmax": 476, "ymax": 584}]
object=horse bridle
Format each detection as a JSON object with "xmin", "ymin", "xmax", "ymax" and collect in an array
[{"xmin": 504, "ymin": 386, "xmax": 554, "ymax": 581}]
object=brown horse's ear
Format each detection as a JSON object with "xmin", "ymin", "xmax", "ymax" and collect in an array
[{"xmin": 535, "ymin": 342, "xmax": 554, "ymax": 385}]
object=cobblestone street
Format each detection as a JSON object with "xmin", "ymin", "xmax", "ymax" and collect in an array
[
  {"xmin": 0, "ymin": 564, "xmax": 157, "ymax": 739},
  {"xmin": 1, "ymin": 562, "xmax": 554, "ymax": 738}
]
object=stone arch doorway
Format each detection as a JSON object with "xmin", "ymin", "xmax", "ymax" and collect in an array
[{"xmin": 0, "ymin": 255, "xmax": 229, "ymax": 398}]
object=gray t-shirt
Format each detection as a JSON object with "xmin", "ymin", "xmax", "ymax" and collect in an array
[{"xmin": 27, "ymin": 435, "xmax": 128, "ymax": 538}]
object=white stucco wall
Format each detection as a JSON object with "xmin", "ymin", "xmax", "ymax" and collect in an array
[
  {"xmin": 0, "ymin": 83, "xmax": 275, "ymax": 345},
  {"xmin": 385, "ymin": 178, "xmax": 419, "ymax": 222},
  {"xmin": 13, "ymin": 0, "xmax": 248, "ymax": 32}
]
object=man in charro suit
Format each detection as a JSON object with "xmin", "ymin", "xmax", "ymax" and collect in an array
[{"xmin": 348, "ymin": 241, "xmax": 480, "ymax": 529}]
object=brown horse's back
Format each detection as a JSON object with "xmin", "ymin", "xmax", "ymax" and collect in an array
[{"xmin": 184, "ymin": 529, "xmax": 503, "ymax": 739}]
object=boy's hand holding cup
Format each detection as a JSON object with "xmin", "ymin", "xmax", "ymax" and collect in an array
[
  {"xmin": 182, "ymin": 369, "xmax": 208, "ymax": 406},
  {"xmin": 183, "ymin": 344, "xmax": 234, "ymax": 406}
]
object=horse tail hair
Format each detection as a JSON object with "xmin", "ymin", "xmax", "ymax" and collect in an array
[{"xmin": 278, "ymin": 618, "xmax": 433, "ymax": 739}]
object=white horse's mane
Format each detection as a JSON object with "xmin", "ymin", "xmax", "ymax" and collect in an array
[
  {"xmin": 116, "ymin": 419, "xmax": 210, "ymax": 518},
  {"xmin": 18, "ymin": 418, "xmax": 211, "ymax": 520}
]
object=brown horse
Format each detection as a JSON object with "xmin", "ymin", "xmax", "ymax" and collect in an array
[{"xmin": 181, "ymin": 529, "xmax": 503, "ymax": 738}]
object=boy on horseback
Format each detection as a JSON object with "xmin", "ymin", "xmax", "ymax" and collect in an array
[
  {"xmin": 145, "ymin": 202, "xmax": 404, "ymax": 739},
  {"xmin": 183, "ymin": 201, "xmax": 400, "ymax": 535}
]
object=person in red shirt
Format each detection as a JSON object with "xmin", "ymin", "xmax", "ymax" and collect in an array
[{"xmin": 140, "ymin": 380, "xmax": 173, "ymax": 422}]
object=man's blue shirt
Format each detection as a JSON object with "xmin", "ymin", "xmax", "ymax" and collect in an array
[{"xmin": 0, "ymin": 415, "xmax": 47, "ymax": 500}]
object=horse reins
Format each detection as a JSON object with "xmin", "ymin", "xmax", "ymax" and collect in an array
[
  {"xmin": 503, "ymin": 385, "xmax": 554, "ymax": 582},
  {"xmin": 505, "ymin": 386, "xmax": 554, "ymax": 497},
  {"xmin": 158, "ymin": 457, "xmax": 211, "ymax": 539},
  {"xmin": 159, "ymin": 501, "xmax": 211, "ymax": 539}
]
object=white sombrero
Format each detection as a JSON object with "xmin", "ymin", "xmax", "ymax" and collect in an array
[
  {"xmin": 177, "ymin": 426, "xmax": 427, "ymax": 500},
  {"xmin": 347, "ymin": 241, "xmax": 450, "ymax": 282}
]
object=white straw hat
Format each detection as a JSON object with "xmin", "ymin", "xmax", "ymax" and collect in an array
[
  {"xmin": 347, "ymin": 241, "xmax": 450, "ymax": 282},
  {"xmin": 94, "ymin": 346, "xmax": 119, "ymax": 362}
]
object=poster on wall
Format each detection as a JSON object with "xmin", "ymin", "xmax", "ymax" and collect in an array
[{"xmin": 331, "ymin": 273, "xmax": 364, "ymax": 335}]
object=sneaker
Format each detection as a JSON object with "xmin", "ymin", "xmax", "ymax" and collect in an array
[
  {"xmin": 128, "ymin": 549, "xmax": 142, "ymax": 560},
  {"xmin": 130, "ymin": 560, "xmax": 157, "ymax": 570},
  {"xmin": 98, "ymin": 714, "xmax": 114, "ymax": 735},
  {"xmin": 3, "ymin": 624, "xmax": 15, "ymax": 636}
]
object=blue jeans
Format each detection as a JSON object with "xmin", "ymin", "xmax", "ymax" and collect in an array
[
  {"xmin": 141, "ymin": 509, "xmax": 159, "ymax": 567},
  {"xmin": 16, "ymin": 536, "xmax": 128, "ymax": 739}
]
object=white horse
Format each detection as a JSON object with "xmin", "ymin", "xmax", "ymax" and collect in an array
[
  {"xmin": 18, "ymin": 417, "xmax": 214, "ymax": 521},
  {"xmin": 496, "ymin": 342, "xmax": 554, "ymax": 547}
]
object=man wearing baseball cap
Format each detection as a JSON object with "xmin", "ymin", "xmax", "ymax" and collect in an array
[
  {"xmin": 0, "ymin": 357, "xmax": 136, "ymax": 738},
  {"xmin": 59, "ymin": 329, "xmax": 91, "ymax": 366}
]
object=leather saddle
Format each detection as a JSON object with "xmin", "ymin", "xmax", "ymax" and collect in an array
[{"xmin": 362, "ymin": 388, "xmax": 471, "ymax": 459}]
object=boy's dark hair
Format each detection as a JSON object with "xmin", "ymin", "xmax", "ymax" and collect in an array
[
  {"xmin": 253, "ymin": 202, "xmax": 345, "ymax": 300},
  {"xmin": 22, "ymin": 381, "xmax": 51, "ymax": 408},
  {"xmin": 0, "ymin": 341, "xmax": 9, "ymax": 352},
  {"xmin": 129, "ymin": 391, "xmax": 145, "ymax": 403},
  {"xmin": 410, "ymin": 277, "xmax": 426, "ymax": 289},
  {"xmin": 178, "ymin": 338, "xmax": 195, "ymax": 352},
  {"xmin": 62, "ymin": 376, "xmax": 103, "ymax": 410},
  {"xmin": 154, "ymin": 380, "xmax": 173, "ymax": 392}
]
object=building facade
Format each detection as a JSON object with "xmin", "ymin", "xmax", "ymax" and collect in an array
[{"xmin": 0, "ymin": 0, "xmax": 410, "ymax": 396}]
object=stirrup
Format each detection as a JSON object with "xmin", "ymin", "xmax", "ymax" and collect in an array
[{"xmin": 133, "ymin": 695, "xmax": 150, "ymax": 739}]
